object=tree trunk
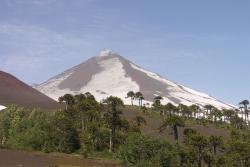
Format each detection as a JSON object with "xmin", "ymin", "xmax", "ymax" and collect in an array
[
  {"xmin": 245, "ymin": 111, "xmax": 247, "ymax": 122},
  {"xmin": 111, "ymin": 126, "xmax": 115, "ymax": 152},
  {"xmin": 213, "ymin": 146, "xmax": 217, "ymax": 156},
  {"xmin": 81, "ymin": 117, "xmax": 84, "ymax": 132},
  {"xmin": 174, "ymin": 126, "xmax": 178, "ymax": 144},
  {"xmin": 81, "ymin": 113, "xmax": 84, "ymax": 132},
  {"xmin": 109, "ymin": 129, "xmax": 112, "ymax": 152},
  {"xmin": 198, "ymin": 148, "xmax": 202, "ymax": 167}
]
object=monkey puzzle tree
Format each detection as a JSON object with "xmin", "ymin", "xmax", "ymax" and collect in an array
[
  {"xmin": 159, "ymin": 115, "xmax": 185, "ymax": 144},
  {"xmin": 204, "ymin": 105, "xmax": 214, "ymax": 119},
  {"xmin": 139, "ymin": 96, "xmax": 144, "ymax": 108},
  {"xmin": 126, "ymin": 91, "xmax": 135, "ymax": 106},
  {"xmin": 133, "ymin": 116, "xmax": 147, "ymax": 127},
  {"xmin": 58, "ymin": 94, "xmax": 75, "ymax": 109},
  {"xmin": 178, "ymin": 104, "xmax": 191, "ymax": 118},
  {"xmin": 103, "ymin": 96, "xmax": 124, "ymax": 152},
  {"xmin": 135, "ymin": 92, "xmax": 143, "ymax": 108},
  {"xmin": 223, "ymin": 109, "xmax": 235, "ymax": 123},
  {"xmin": 164, "ymin": 102, "xmax": 177, "ymax": 116},
  {"xmin": 153, "ymin": 96, "xmax": 163, "ymax": 113},
  {"xmin": 74, "ymin": 93, "xmax": 100, "ymax": 132},
  {"xmin": 189, "ymin": 104, "xmax": 200, "ymax": 119},
  {"xmin": 239, "ymin": 100, "xmax": 249, "ymax": 121},
  {"xmin": 211, "ymin": 108, "xmax": 223, "ymax": 123},
  {"xmin": 209, "ymin": 135, "xmax": 224, "ymax": 156},
  {"xmin": 189, "ymin": 134, "xmax": 209, "ymax": 167}
]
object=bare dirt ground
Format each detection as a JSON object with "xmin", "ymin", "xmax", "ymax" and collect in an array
[
  {"xmin": 0, "ymin": 149, "xmax": 121, "ymax": 167},
  {"xmin": 122, "ymin": 106, "xmax": 230, "ymax": 143},
  {"xmin": 0, "ymin": 149, "xmax": 49, "ymax": 167}
]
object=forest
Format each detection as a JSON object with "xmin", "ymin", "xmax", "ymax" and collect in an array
[{"xmin": 0, "ymin": 92, "xmax": 249, "ymax": 167}]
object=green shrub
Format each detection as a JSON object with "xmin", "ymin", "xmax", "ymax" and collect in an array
[{"xmin": 118, "ymin": 133, "xmax": 178, "ymax": 167}]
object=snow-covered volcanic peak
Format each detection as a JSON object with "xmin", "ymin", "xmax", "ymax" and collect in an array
[
  {"xmin": 99, "ymin": 49, "xmax": 113, "ymax": 57},
  {"xmin": 35, "ymin": 50, "xmax": 235, "ymax": 109}
]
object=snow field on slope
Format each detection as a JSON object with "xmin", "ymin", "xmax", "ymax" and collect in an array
[
  {"xmin": 80, "ymin": 57, "xmax": 140, "ymax": 103},
  {"xmin": 35, "ymin": 52, "xmax": 234, "ymax": 109},
  {"xmin": 130, "ymin": 62, "xmax": 232, "ymax": 109},
  {"xmin": 36, "ymin": 71, "xmax": 75, "ymax": 101}
]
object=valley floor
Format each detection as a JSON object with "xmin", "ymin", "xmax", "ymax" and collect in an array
[{"xmin": 0, "ymin": 149, "xmax": 121, "ymax": 167}]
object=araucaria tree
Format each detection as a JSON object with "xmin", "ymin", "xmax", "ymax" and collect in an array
[
  {"xmin": 223, "ymin": 109, "xmax": 235, "ymax": 123},
  {"xmin": 103, "ymin": 96, "xmax": 125, "ymax": 152},
  {"xmin": 135, "ymin": 92, "xmax": 143, "ymax": 108},
  {"xmin": 153, "ymin": 96, "xmax": 163, "ymax": 113},
  {"xmin": 178, "ymin": 104, "xmax": 192, "ymax": 118},
  {"xmin": 159, "ymin": 115, "xmax": 185, "ymax": 144},
  {"xmin": 239, "ymin": 100, "xmax": 249, "ymax": 121},
  {"xmin": 58, "ymin": 94, "xmax": 75, "ymax": 109},
  {"xmin": 189, "ymin": 104, "xmax": 200, "ymax": 118},
  {"xmin": 189, "ymin": 134, "xmax": 209, "ymax": 167},
  {"xmin": 164, "ymin": 103, "xmax": 177, "ymax": 116},
  {"xmin": 133, "ymin": 116, "xmax": 147, "ymax": 127},
  {"xmin": 209, "ymin": 135, "xmax": 224, "ymax": 156},
  {"xmin": 126, "ymin": 91, "xmax": 135, "ymax": 106},
  {"xmin": 204, "ymin": 105, "xmax": 214, "ymax": 119},
  {"xmin": 74, "ymin": 93, "xmax": 100, "ymax": 132}
]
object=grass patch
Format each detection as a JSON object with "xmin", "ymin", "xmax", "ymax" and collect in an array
[{"xmin": 88, "ymin": 151, "xmax": 117, "ymax": 160}]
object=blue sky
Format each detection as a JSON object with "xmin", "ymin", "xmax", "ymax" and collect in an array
[{"xmin": 0, "ymin": 0, "xmax": 249, "ymax": 105}]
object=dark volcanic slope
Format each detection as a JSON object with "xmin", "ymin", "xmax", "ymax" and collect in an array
[{"xmin": 0, "ymin": 71, "xmax": 61, "ymax": 110}]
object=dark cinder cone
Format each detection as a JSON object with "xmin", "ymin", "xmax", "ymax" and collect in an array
[{"xmin": 0, "ymin": 71, "xmax": 61, "ymax": 110}]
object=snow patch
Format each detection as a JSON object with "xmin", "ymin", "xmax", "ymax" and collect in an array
[
  {"xmin": 36, "ymin": 70, "xmax": 75, "ymax": 101},
  {"xmin": 36, "ymin": 57, "xmax": 141, "ymax": 104},
  {"xmin": 179, "ymin": 85, "xmax": 210, "ymax": 98},
  {"xmin": 0, "ymin": 105, "xmax": 6, "ymax": 111},
  {"xmin": 80, "ymin": 57, "xmax": 140, "ymax": 103},
  {"xmin": 130, "ymin": 62, "xmax": 233, "ymax": 109},
  {"xmin": 171, "ymin": 91, "xmax": 232, "ymax": 109}
]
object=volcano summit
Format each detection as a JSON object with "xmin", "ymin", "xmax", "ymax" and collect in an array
[{"xmin": 35, "ymin": 50, "xmax": 234, "ymax": 109}]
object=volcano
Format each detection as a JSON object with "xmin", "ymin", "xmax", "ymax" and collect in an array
[
  {"xmin": 35, "ymin": 49, "xmax": 234, "ymax": 109},
  {"xmin": 0, "ymin": 71, "xmax": 61, "ymax": 110}
]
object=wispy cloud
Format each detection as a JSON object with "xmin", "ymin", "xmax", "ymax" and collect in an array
[
  {"xmin": 5, "ymin": 0, "xmax": 59, "ymax": 6},
  {"xmin": 0, "ymin": 23, "xmax": 92, "ymax": 83}
]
